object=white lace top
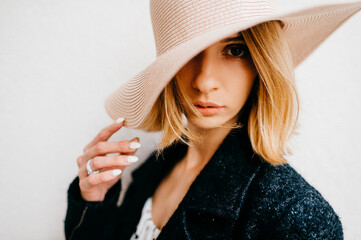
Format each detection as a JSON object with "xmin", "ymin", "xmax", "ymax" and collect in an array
[{"xmin": 129, "ymin": 197, "xmax": 162, "ymax": 240}]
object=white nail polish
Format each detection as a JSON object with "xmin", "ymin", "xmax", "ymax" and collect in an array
[
  {"xmin": 112, "ymin": 169, "xmax": 122, "ymax": 176},
  {"xmin": 127, "ymin": 156, "xmax": 139, "ymax": 163},
  {"xmin": 115, "ymin": 117, "xmax": 125, "ymax": 124},
  {"xmin": 129, "ymin": 142, "xmax": 141, "ymax": 149}
]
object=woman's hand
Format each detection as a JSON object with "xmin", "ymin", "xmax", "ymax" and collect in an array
[{"xmin": 76, "ymin": 118, "xmax": 141, "ymax": 202}]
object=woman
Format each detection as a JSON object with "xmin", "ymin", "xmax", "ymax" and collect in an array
[{"xmin": 65, "ymin": 0, "xmax": 361, "ymax": 239}]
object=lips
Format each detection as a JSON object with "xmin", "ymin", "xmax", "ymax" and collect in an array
[
  {"xmin": 193, "ymin": 100, "xmax": 222, "ymax": 108},
  {"xmin": 193, "ymin": 100, "xmax": 224, "ymax": 116}
]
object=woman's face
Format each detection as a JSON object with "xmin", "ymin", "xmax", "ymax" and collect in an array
[{"xmin": 176, "ymin": 32, "xmax": 258, "ymax": 129}]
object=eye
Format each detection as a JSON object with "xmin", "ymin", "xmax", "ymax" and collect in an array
[{"xmin": 224, "ymin": 44, "xmax": 250, "ymax": 59}]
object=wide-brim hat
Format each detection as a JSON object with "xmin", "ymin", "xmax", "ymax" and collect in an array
[{"xmin": 104, "ymin": 0, "xmax": 361, "ymax": 129}]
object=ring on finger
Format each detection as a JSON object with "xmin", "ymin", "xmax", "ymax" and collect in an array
[{"xmin": 87, "ymin": 159, "xmax": 99, "ymax": 175}]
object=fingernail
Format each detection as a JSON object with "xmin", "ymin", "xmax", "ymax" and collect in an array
[
  {"xmin": 129, "ymin": 142, "xmax": 141, "ymax": 149},
  {"xmin": 126, "ymin": 156, "xmax": 139, "ymax": 163},
  {"xmin": 115, "ymin": 117, "xmax": 125, "ymax": 124},
  {"xmin": 112, "ymin": 169, "xmax": 122, "ymax": 176}
]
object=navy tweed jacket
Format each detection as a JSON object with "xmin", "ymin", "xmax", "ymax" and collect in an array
[{"xmin": 64, "ymin": 127, "xmax": 343, "ymax": 239}]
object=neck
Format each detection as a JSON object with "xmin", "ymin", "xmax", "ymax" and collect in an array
[{"xmin": 180, "ymin": 125, "xmax": 233, "ymax": 173}]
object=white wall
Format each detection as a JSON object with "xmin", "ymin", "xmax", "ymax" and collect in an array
[{"xmin": 0, "ymin": 0, "xmax": 360, "ymax": 239}]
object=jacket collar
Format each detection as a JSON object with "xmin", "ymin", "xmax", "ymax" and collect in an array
[
  {"xmin": 130, "ymin": 127, "xmax": 264, "ymax": 237},
  {"xmin": 180, "ymin": 127, "xmax": 263, "ymax": 219}
]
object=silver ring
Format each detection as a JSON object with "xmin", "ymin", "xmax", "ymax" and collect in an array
[{"xmin": 87, "ymin": 159, "xmax": 99, "ymax": 175}]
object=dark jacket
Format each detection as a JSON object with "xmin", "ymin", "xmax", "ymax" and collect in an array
[{"xmin": 64, "ymin": 127, "xmax": 343, "ymax": 239}]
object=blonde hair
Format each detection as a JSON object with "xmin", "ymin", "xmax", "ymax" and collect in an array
[{"xmin": 140, "ymin": 20, "xmax": 299, "ymax": 166}]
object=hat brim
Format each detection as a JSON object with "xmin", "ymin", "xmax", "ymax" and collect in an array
[{"xmin": 105, "ymin": 1, "xmax": 361, "ymax": 129}]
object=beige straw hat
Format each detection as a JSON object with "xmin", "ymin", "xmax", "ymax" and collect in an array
[{"xmin": 104, "ymin": 0, "xmax": 361, "ymax": 129}]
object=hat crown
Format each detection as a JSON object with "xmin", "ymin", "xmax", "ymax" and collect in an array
[{"xmin": 150, "ymin": 0, "xmax": 278, "ymax": 56}]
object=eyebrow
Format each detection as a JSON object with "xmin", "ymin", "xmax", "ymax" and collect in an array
[{"xmin": 221, "ymin": 35, "xmax": 245, "ymax": 43}]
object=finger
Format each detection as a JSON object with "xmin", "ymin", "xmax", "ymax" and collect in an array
[
  {"xmin": 81, "ymin": 169, "xmax": 123, "ymax": 189},
  {"xmin": 84, "ymin": 139, "xmax": 141, "ymax": 161},
  {"xmin": 83, "ymin": 117, "xmax": 126, "ymax": 153},
  {"xmin": 122, "ymin": 137, "xmax": 140, "ymax": 156},
  {"xmin": 91, "ymin": 155, "xmax": 139, "ymax": 171},
  {"xmin": 78, "ymin": 138, "xmax": 140, "ymax": 167},
  {"xmin": 78, "ymin": 162, "xmax": 124, "ymax": 180}
]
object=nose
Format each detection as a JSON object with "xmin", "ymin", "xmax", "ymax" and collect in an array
[{"xmin": 191, "ymin": 50, "xmax": 220, "ymax": 94}]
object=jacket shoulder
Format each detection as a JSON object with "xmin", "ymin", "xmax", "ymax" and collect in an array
[{"xmin": 243, "ymin": 162, "xmax": 343, "ymax": 239}]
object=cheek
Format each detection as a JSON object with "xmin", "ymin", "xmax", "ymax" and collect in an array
[{"xmin": 225, "ymin": 63, "xmax": 257, "ymax": 110}]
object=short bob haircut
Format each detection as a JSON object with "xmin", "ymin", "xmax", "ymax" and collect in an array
[{"xmin": 139, "ymin": 20, "xmax": 299, "ymax": 166}]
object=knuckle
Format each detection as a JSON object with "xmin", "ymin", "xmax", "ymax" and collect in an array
[
  {"xmin": 117, "ymin": 140, "xmax": 128, "ymax": 150},
  {"xmin": 91, "ymin": 157, "xmax": 101, "ymax": 169},
  {"xmin": 112, "ymin": 156, "xmax": 122, "ymax": 166},
  {"xmin": 98, "ymin": 129, "xmax": 108, "ymax": 139},
  {"xmin": 99, "ymin": 174, "xmax": 109, "ymax": 182},
  {"xmin": 94, "ymin": 142, "xmax": 106, "ymax": 154},
  {"xmin": 76, "ymin": 156, "xmax": 83, "ymax": 167},
  {"xmin": 87, "ymin": 175, "xmax": 97, "ymax": 186},
  {"xmin": 117, "ymin": 155, "xmax": 128, "ymax": 165}
]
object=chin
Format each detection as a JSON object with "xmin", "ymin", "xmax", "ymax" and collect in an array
[{"xmin": 186, "ymin": 116, "xmax": 232, "ymax": 130}]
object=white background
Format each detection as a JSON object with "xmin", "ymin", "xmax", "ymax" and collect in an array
[{"xmin": 0, "ymin": 0, "xmax": 360, "ymax": 239}]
